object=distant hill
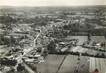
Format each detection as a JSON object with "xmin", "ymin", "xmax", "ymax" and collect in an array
[{"xmin": 0, "ymin": 5, "xmax": 106, "ymax": 14}]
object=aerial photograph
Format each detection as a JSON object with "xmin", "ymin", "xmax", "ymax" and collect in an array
[{"xmin": 0, "ymin": 0, "xmax": 106, "ymax": 73}]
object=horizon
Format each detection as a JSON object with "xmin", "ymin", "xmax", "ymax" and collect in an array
[{"xmin": 0, "ymin": 5, "xmax": 106, "ymax": 8}]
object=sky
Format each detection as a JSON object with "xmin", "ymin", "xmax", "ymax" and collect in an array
[{"xmin": 0, "ymin": 0, "xmax": 106, "ymax": 6}]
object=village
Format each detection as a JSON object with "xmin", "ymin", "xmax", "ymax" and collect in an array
[{"xmin": 0, "ymin": 6, "xmax": 106, "ymax": 73}]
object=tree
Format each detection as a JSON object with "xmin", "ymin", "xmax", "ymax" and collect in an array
[{"xmin": 0, "ymin": 15, "xmax": 16, "ymax": 45}]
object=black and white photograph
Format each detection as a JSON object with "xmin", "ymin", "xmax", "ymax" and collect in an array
[{"xmin": 0, "ymin": 0, "xmax": 106, "ymax": 73}]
